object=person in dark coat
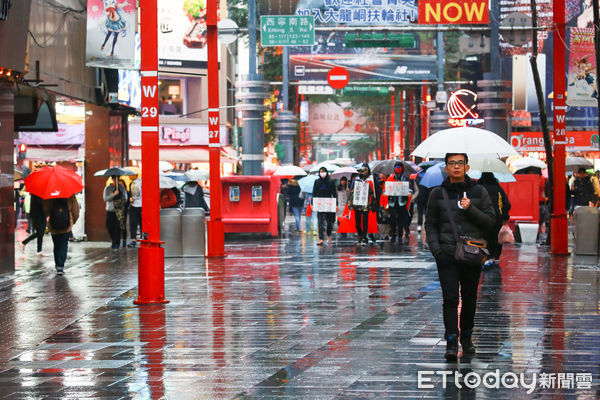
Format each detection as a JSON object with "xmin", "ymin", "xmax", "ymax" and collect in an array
[
  {"xmin": 385, "ymin": 161, "xmax": 415, "ymax": 243},
  {"xmin": 287, "ymin": 178, "xmax": 304, "ymax": 232},
  {"xmin": 415, "ymin": 170, "xmax": 430, "ymax": 234},
  {"xmin": 478, "ymin": 172, "xmax": 511, "ymax": 267},
  {"xmin": 572, "ymin": 167, "xmax": 597, "ymax": 206},
  {"xmin": 312, "ymin": 167, "xmax": 337, "ymax": 245},
  {"xmin": 425, "ymin": 153, "xmax": 495, "ymax": 361},
  {"xmin": 20, "ymin": 194, "xmax": 46, "ymax": 254},
  {"xmin": 182, "ymin": 181, "xmax": 209, "ymax": 211},
  {"xmin": 42, "ymin": 195, "xmax": 80, "ymax": 275}
]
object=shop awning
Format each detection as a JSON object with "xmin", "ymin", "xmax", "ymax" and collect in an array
[
  {"xmin": 25, "ymin": 146, "xmax": 84, "ymax": 162},
  {"xmin": 129, "ymin": 146, "xmax": 238, "ymax": 163}
]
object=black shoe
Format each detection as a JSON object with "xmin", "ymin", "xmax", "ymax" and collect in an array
[
  {"xmin": 56, "ymin": 267, "xmax": 64, "ymax": 276},
  {"xmin": 445, "ymin": 335, "xmax": 458, "ymax": 361},
  {"xmin": 460, "ymin": 331, "xmax": 476, "ymax": 355},
  {"xmin": 390, "ymin": 235, "xmax": 396, "ymax": 242}
]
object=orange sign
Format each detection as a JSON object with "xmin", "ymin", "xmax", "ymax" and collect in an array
[
  {"xmin": 510, "ymin": 131, "xmax": 600, "ymax": 152},
  {"xmin": 418, "ymin": 0, "xmax": 489, "ymax": 24}
]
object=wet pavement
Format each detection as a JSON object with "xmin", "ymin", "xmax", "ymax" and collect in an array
[{"xmin": 1, "ymin": 226, "xmax": 599, "ymax": 399}]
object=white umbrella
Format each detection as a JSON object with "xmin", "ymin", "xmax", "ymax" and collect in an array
[
  {"xmin": 185, "ymin": 169, "xmax": 210, "ymax": 181},
  {"xmin": 159, "ymin": 175, "xmax": 178, "ymax": 189},
  {"xmin": 468, "ymin": 157, "xmax": 513, "ymax": 175},
  {"xmin": 310, "ymin": 162, "xmax": 340, "ymax": 173},
  {"xmin": 511, "ymin": 157, "xmax": 547, "ymax": 171},
  {"xmin": 411, "ymin": 127, "xmax": 519, "ymax": 158},
  {"xmin": 159, "ymin": 160, "xmax": 174, "ymax": 172},
  {"xmin": 331, "ymin": 166, "xmax": 358, "ymax": 180},
  {"xmin": 273, "ymin": 165, "xmax": 307, "ymax": 177},
  {"xmin": 565, "ymin": 157, "xmax": 593, "ymax": 172}
]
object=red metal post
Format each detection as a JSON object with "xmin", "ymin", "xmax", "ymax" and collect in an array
[
  {"xmin": 390, "ymin": 93, "xmax": 395, "ymax": 158},
  {"xmin": 421, "ymin": 85, "xmax": 429, "ymax": 141},
  {"xmin": 399, "ymin": 91, "xmax": 405, "ymax": 158},
  {"xmin": 409, "ymin": 90, "xmax": 415, "ymax": 157},
  {"xmin": 551, "ymin": 0, "xmax": 569, "ymax": 254},
  {"xmin": 206, "ymin": 0, "xmax": 225, "ymax": 257},
  {"xmin": 135, "ymin": 0, "xmax": 167, "ymax": 304}
]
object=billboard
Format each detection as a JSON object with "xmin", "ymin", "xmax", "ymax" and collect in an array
[
  {"xmin": 296, "ymin": 0, "xmax": 417, "ymax": 25},
  {"xmin": 86, "ymin": 0, "xmax": 137, "ymax": 69},
  {"xmin": 567, "ymin": 28, "xmax": 597, "ymax": 107},
  {"xmin": 157, "ymin": 0, "xmax": 220, "ymax": 68},
  {"xmin": 418, "ymin": 0, "xmax": 489, "ymax": 24},
  {"xmin": 290, "ymin": 31, "xmax": 436, "ymax": 82}
]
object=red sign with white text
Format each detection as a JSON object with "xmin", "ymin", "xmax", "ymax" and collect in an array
[
  {"xmin": 418, "ymin": 0, "xmax": 489, "ymax": 24},
  {"xmin": 510, "ymin": 131, "xmax": 600, "ymax": 152}
]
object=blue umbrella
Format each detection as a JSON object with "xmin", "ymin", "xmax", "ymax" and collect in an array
[
  {"xmin": 420, "ymin": 162, "xmax": 446, "ymax": 188},
  {"xmin": 298, "ymin": 175, "xmax": 318, "ymax": 194}
]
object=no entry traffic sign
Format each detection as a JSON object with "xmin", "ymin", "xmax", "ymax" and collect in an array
[{"xmin": 327, "ymin": 67, "xmax": 349, "ymax": 90}]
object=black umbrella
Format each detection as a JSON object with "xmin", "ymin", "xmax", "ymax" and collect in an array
[
  {"xmin": 372, "ymin": 159, "xmax": 416, "ymax": 176},
  {"xmin": 94, "ymin": 167, "xmax": 137, "ymax": 177}
]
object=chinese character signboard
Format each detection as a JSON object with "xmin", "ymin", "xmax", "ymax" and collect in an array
[
  {"xmin": 353, "ymin": 181, "xmax": 369, "ymax": 207},
  {"xmin": 384, "ymin": 181, "xmax": 409, "ymax": 196},
  {"xmin": 418, "ymin": 0, "xmax": 489, "ymax": 24},
  {"xmin": 313, "ymin": 197, "xmax": 337, "ymax": 212},
  {"xmin": 261, "ymin": 15, "xmax": 315, "ymax": 46},
  {"xmin": 297, "ymin": 0, "xmax": 417, "ymax": 25},
  {"xmin": 567, "ymin": 28, "xmax": 597, "ymax": 107}
]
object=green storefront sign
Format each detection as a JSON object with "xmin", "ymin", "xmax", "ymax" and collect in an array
[{"xmin": 261, "ymin": 15, "xmax": 315, "ymax": 47}]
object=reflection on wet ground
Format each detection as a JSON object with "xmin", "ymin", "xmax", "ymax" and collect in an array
[{"xmin": 1, "ymin": 230, "xmax": 599, "ymax": 399}]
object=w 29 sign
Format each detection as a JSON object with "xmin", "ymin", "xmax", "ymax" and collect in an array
[
  {"xmin": 418, "ymin": 0, "xmax": 489, "ymax": 24},
  {"xmin": 141, "ymin": 75, "xmax": 159, "ymax": 127}
]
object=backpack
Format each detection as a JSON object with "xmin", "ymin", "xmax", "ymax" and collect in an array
[{"xmin": 49, "ymin": 198, "xmax": 70, "ymax": 230}]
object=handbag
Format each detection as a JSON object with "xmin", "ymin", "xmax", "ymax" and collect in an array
[
  {"xmin": 498, "ymin": 224, "xmax": 515, "ymax": 244},
  {"xmin": 441, "ymin": 188, "xmax": 490, "ymax": 266}
]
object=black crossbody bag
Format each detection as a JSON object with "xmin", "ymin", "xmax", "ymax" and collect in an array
[{"xmin": 441, "ymin": 188, "xmax": 490, "ymax": 266}]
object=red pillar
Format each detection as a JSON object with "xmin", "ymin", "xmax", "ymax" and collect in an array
[
  {"xmin": 390, "ymin": 93, "xmax": 395, "ymax": 158},
  {"xmin": 206, "ymin": 0, "xmax": 224, "ymax": 257},
  {"xmin": 135, "ymin": 0, "xmax": 167, "ymax": 305},
  {"xmin": 399, "ymin": 91, "xmax": 405, "ymax": 159},
  {"xmin": 421, "ymin": 85, "xmax": 429, "ymax": 141},
  {"xmin": 551, "ymin": 0, "xmax": 569, "ymax": 254},
  {"xmin": 409, "ymin": 90, "xmax": 416, "ymax": 158}
]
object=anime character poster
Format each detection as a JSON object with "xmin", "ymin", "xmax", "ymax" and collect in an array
[
  {"xmin": 86, "ymin": 0, "xmax": 137, "ymax": 69},
  {"xmin": 567, "ymin": 28, "xmax": 597, "ymax": 107}
]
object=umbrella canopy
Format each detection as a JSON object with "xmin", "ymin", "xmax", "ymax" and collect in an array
[
  {"xmin": 565, "ymin": 157, "xmax": 593, "ymax": 172},
  {"xmin": 511, "ymin": 157, "xmax": 547, "ymax": 171},
  {"xmin": 185, "ymin": 169, "xmax": 210, "ymax": 181},
  {"xmin": 418, "ymin": 160, "xmax": 442, "ymax": 169},
  {"xmin": 94, "ymin": 167, "xmax": 137, "ymax": 177},
  {"xmin": 419, "ymin": 162, "xmax": 447, "ymax": 188},
  {"xmin": 159, "ymin": 160, "xmax": 175, "ymax": 172},
  {"xmin": 468, "ymin": 170, "xmax": 517, "ymax": 183},
  {"xmin": 411, "ymin": 127, "xmax": 519, "ymax": 158},
  {"xmin": 468, "ymin": 157, "xmax": 513, "ymax": 175},
  {"xmin": 159, "ymin": 175, "xmax": 179, "ymax": 189},
  {"xmin": 372, "ymin": 159, "xmax": 417, "ymax": 176},
  {"xmin": 24, "ymin": 165, "xmax": 84, "ymax": 199},
  {"xmin": 309, "ymin": 162, "xmax": 339, "ymax": 173},
  {"xmin": 298, "ymin": 175, "xmax": 318, "ymax": 193},
  {"xmin": 331, "ymin": 166, "xmax": 358, "ymax": 180},
  {"xmin": 163, "ymin": 172, "xmax": 188, "ymax": 182},
  {"xmin": 273, "ymin": 165, "xmax": 307, "ymax": 177}
]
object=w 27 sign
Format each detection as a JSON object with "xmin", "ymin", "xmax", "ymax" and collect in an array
[{"xmin": 418, "ymin": 0, "xmax": 489, "ymax": 24}]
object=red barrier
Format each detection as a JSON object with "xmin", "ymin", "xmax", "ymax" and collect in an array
[
  {"xmin": 220, "ymin": 175, "xmax": 282, "ymax": 237},
  {"xmin": 500, "ymin": 174, "xmax": 540, "ymax": 228}
]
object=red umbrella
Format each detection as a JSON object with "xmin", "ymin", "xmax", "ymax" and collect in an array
[{"xmin": 24, "ymin": 165, "xmax": 84, "ymax": 199}]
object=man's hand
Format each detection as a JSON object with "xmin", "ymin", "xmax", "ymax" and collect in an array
[{"xmin": 460, "ymin": 192, "xmax": 471, "ymax": 210}]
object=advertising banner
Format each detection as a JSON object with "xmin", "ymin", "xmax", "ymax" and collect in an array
[
  {"xmin": 418, "ymin": 0, "xmax": 489, "ymax": 24},
  {"xmin": 313, "ymin": 197, "xmax": 337, "ymax": 213},
  {"xmin": 567, "ymin": 28, "xmax": 597, "ymax": 107},
  {"xmin": 86, "ymin": 0, "xmax": 137, "ymax": 69},
  {"xmin": 129, "ymin": 123, "xmax": 227, "ymax": 146},
  {"xmin": 296, "ymin": 0, "xmax": 417, "ymax": 25},
  {"xmin": 157, "ymin": 0, "xmax": 220, "ymax": 68},
  {"xmin": 510, "ymin": 131, "xmax": 600, "ymax": 152}
]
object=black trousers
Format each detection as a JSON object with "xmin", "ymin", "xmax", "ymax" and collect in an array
[
  {"xmin": 106, "ymin": 211, "xmax": 121, "ymax": 248},
  {"xmin": 355, "ymin": 210, "xmax": 369, "ymax": 240},
  {"xmin": 485, "ymin": 224, "xmax": 503, "ymax": 259},
  {"xmin": 417, "ymin": 202, "xmax": 426, "ymax": 226},
  {"xmin": 51, "ymin": 232, "xmax": 70, "ymax": 268},
  {"xmin": 390, "ymin": 205, "xmax": 410, "ymax": 237},
  {"xmin": 129, "ymin": 206, "xmax": 142, "ymax": 240},
  {"xmin": 22, "ymin": 214, "xmax": 46, "ymax": 252},
  {"xmin": 317, "ymin": 212, "xmax": 334, "ymax": 239},
  {"xmin": 435, "ymin": 253, "xmax": 482, "ymax": 339}
]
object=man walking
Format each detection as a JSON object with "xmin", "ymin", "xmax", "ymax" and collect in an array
[
  {"xmin": 43, "ymin": 194, "xmax": 80, "ymax": 275},
  {"xmin": 20, "ymin": 194, "xmax": 46, "ymax": 254},
  {"xmin": 425, "ymin": 153, "xmax": 495, "ymax": 361}
]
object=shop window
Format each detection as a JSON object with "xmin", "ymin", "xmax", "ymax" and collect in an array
[{"xmin": 158, "ymin": 79, "xmax": 184, "ymax": 115}]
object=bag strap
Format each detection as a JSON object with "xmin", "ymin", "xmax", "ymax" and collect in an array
[{"xmin": 441, "ymin": 188, "xmax": 460, "ymax": 242}]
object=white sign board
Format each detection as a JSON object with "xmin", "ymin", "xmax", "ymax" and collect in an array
[
  {"xmin": 384, "ymin": 181, "xmax": 409, "ymax": 196},
  {"xmin": 313, "ymin": 197, "xmax": 336, "ymax": 213},
  {"xmin": 353, "ymin": 181, "xmax": 369, "ymax": 207}
]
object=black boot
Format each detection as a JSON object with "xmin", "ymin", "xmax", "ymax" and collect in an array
[
  {"xmin": 445, "ymin": 334, "xmax": 458, "ymax": 361},
  {"xmin": 460, "ymin": 331, "xmax": 476, "ymax": 355}
]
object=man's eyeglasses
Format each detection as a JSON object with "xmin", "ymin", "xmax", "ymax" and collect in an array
[{"xmin": 447, "ymin": 161, "xmax": 466, "ymax": 167}]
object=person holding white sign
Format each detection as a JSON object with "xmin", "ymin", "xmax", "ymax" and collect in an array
[
  {"xmin": 384, "ymin": 161, "xmax": 415, "ymax": 243},
  {"xmin": 312, "ymin": 167, "xmax": 337, "ymax": 245},
  {"xmin": 349, "ymin": 165, "xmax": 375, "ymax": 246}
]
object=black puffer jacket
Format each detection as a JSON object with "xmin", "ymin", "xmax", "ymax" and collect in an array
[
  {"xmin": 312, "ymin": 176, "xmax": 336, "ymax": 199},
  {"xmin": 425, "ymin": 176, "xmax": 496, "ymax": 257}
]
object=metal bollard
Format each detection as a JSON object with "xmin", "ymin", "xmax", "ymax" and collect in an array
[
  {"xmin": 181, "ymin": 208, "xmax": 206, "ymax": 257},
  {"xmin": 160, "ymin": 208, "xmax": 182, "ymax": 257},
  {"xmin": 573, "ymin": 206, "xmax": 599, "ymax": 255}
]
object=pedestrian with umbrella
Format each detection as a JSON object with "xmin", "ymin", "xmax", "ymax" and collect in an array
[
  {"xmin": 312, "ymin": 167, "xmax": 337, "ymax": 245},
  {"xmin": 19, "ymin": 194, "xmax": 46, "ymax": 255},
  {"xmin": 25, "ymin": 165, "xmax": 82, "ymax": 275},
  {"xmin": 97, "ymin": 168, "xmax": 132, "ymax": 250},
  {"xmin": 286, "ymin": 177, "xmax": 304, "ymax": 232}
]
